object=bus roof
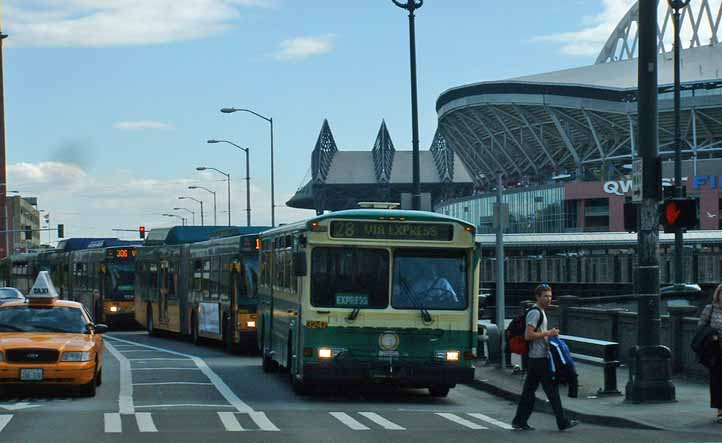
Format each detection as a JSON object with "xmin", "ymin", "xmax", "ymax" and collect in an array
[
  {"xmin": 55, "ymin": 238, "xmax": 121, "ymax": 252},
  {"xmin": 260, "ymin": 209, "xmax": 475, "ymax": 236},
  {"xmin": 144, "ymin": 226, "xmax": 268, "ymax": 246}
]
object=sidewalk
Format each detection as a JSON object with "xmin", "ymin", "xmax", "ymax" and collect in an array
[{"xmin": 470, "ymin": 355, "xmax": 720, "ymax": 432}]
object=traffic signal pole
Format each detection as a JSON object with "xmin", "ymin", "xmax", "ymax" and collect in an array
[{"xmin": 626, "ymin": 0, "xmax": 675, "ymax": 402}]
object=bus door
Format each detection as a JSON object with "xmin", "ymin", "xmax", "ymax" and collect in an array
[{"xmin": 159, "ymin": 261, "xmax": 170, "ymax": 325}]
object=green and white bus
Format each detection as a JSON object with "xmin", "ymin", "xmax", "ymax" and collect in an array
[{"xmin": 257, "ymin": 209, "xmax": 479, "ymax": 397}]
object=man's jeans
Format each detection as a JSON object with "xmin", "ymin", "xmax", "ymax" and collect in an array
[{"xmin": 513, "ymin": 357, "xmax": 568, "ymax": 428}]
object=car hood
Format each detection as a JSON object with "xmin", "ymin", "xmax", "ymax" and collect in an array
[{"xmin": 0, "ymin": 333, "xmax": 96, "ymax": 351}]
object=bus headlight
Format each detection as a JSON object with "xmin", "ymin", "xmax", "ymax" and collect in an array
[
  {"xmin": 318, "ymin": 347, "xmax": 333, "ymax": 359},
  {"xmin": 435, "ymin": 350, "xmax": 460, "ymax": 362},
  {"xmin": 247, "ymin": 321, "xmax": 256, "ymax": 328},
  {"xmin": 109, "ymin": 306, "xmax": 119, "ymax": 313}
]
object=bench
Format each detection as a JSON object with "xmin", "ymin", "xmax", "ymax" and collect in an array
[{"xmin": 559, "ymin": 334, "xmax": 621, "ymax": 396}]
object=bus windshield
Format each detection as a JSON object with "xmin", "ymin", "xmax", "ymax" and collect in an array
[
  {"xmin": 109, "ymin": 263, "xmax": 135, "ymax": 296},
  {"xmin": 310, "ymin": 248, "xmax": 389, "ymax": 308},
  {"xmin": 392, "ymin": 250, "xmax": 467, "ymax": 310}
]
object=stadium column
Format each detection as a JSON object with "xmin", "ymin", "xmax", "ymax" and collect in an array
[{"xmin": 625, "ymin": 0, "xmax": 675, "ymax": 403}]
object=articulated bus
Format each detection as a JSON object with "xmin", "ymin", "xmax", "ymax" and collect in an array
[
  {"xmin": 257, "ymin": 209, "xmax": 479, "ymax": 397},
  {"xmin": 135, "ymin": 226, "xmax": 267, "ymax": 352}
]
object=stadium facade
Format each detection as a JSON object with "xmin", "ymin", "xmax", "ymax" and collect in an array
[{"xmin": 435, "ymin": 0, "xmax": 722, "ymax": 233}]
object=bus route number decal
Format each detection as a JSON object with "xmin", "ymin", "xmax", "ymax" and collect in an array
[{"xmin": 306, "ymin": 321, "xmax": 328, "ymax": 329}]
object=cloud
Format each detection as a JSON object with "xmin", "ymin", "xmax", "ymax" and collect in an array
[
  {"xmin": 8, "ymin": 161, "xmax": 310, "ymax": 239},
  {"xmin": 113, "ymin": 120, "xmax": 176, "ymax": 130},
  {"xmin": 272, "ymin": 34, "xmax": 336, "ymax": 61},
  {"xmin": 533, "ymin": 0, "xmax": 636, "ymax": 56},
  {"xmin": 4, "ymin": 0, "xmax": 275, "ymax": 47}
]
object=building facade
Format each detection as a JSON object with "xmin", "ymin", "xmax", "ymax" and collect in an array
[{"xmin": 7, "ymin": 196, "xmax": 41, "ymax": 253}]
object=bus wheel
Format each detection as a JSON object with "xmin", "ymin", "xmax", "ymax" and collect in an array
[
  {"xmin": 261, "ymin": 333, "xmax": 275, "ymax": 373},
  {"xmin": 288, "ymin": 339, "xmax": 309, "ymax": 395},
  {"xmin": 191, "ymin": 312, "xmax": 201, "ymax": 345},
  {"xmin": 429, "ymin": 385, "xmax": 450, "ymax": 398},
  {"xmin": 223, "ymin": 316, "xmax": 236, "ymax": 354},
  {"xmin": 146, "ymin": 305, "xmax": 155, "ymax": 336}
]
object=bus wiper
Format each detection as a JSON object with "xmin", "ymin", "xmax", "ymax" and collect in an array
[
  {"xmin": 347, "ymin": 307, "xmax": 361, "ymax": 321},
  {"xmin": 400, "ymin": 276, "xmax": 432, "ymax": 323},
  {"xmin": 0, "ymin": 322, "xmax": 24, "ymax": 332}
]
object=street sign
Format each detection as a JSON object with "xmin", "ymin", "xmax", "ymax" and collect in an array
[{"xmin": 631, "ymin": 159, "xmax": 642, "ymax": 202}]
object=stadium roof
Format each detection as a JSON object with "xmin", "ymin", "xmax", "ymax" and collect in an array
[{"xmin": 436, "ymin": 0, "xmax": 722, "ymax": 187}]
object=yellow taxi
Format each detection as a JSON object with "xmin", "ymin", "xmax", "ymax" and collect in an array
[{"xmin": 0, "ymin": 271, "xmax": 107, "ymax": 397}]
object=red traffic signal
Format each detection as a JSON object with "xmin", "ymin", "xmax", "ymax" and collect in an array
[
  {"xmin": 139, "ymin": 226, "xmax": 146, "ymax": 239},
  {"xmin": 660, "ymin": 198, "xmax": 697, "ymax": 233}
]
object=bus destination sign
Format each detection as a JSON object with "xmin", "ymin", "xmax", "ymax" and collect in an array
[
  {"xmin": 107, "ymin": 248, "xmax": 137, "ymax": 260},
  {"xmin": 329, "ymin": 221, "xmax": 453, "ymax": 241}
]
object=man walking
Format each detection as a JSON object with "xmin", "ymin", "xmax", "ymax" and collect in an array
[{"xmin": 511, "ymin": 283, "xmax": 579, "ymax": 431}]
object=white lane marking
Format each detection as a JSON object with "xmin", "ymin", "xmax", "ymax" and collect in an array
[
  {"xmin": 467, "ymin": 413, "xmax": 513, "ymax": 430},
  {"xmin": 330, "ymin": 412, "xmax": 370, "ymax": 430},
  {"xmin": 436, "ymin": 413, "xmax": 487, "ymax": 430},
  {"xmin": 248, "ymin": 411, "xmax": 280, "ymax": 431},
  {"xmin": 358, "ymin": 412, "xmax": 405, "ymax": 430},
  {"xmin": 135, "ymin": 412, "xmax": 158, "ymax": 432},
  {"xmin": 119, "ymin": 350, "xmax": 160, "ymax": 353},
  {"xmin": 128, "ymin": 358, "xmax": 190, "ymax": 361},
  {"xmin": 135, "ymin": 404, "xmax": 236, "ymax": 409},
  {"xmin": 0, "ymin": 415, "xmax": 12, "ymax": 432},
  {"xmin": 105, "ymin": 341, "xmax": 134, "ymax": 414},
  {"xmin": 132, "ymin": 382, "xmax": 213, "ymax": 386},
  {"xmin": 0, "ymin": 402, "xmax": 40, "ymax": 411},
  {"xmin": 107, "ymin": 336, "xmax": 254, "ymax": 413},
  {"xmin": 218, "ymin": 412, "xmax": 244, "ymax": 431},
  {"xmin": 104, "ymin": 413, "xmax": 122, "ymax": 433},
  {"xmin": 131, "ymin": 368, "xmax": 201, "ymax": 371}
]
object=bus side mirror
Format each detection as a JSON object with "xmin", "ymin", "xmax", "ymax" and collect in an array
[{"xmin": 293, "ymin": 252, "xmax": 307, "ymax": 277}]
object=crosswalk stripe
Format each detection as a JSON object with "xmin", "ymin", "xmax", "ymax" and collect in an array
[
  {"xmin": 0, "ymin": 415, "xmax": 12, "ymax": 432},
  {"xmin": 358, "ymin": 412, "xmax": 405, "ymax": 430},
  {"xmin": 248, "ymin": 411, "xmax": 280, "ymax": 431},
  {"xmin": 436, "ymin": 413, "xmax": 487, "ymax": 430},
  {"xmin": 135, "ymin": 412, "xmax": 158, "ymax": 432},
  {"xmin": 467, "ymin": 413, "xmax": 513, "ymax": 430},
  {"xmin": 330, "ymin": 412, "xmax": 370, "ymax": 430},
  {"xmin": 104, "ymin": 413, "xmax": 122, "ymax": 433},
  {"xmin": 217, "ymin": 412, "xmax": 243, "ymax": 431}
]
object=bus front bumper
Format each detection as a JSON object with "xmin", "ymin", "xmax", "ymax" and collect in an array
[{"xmin": 301, "ymin": 360, "xmax": 474, "ymax": 387}]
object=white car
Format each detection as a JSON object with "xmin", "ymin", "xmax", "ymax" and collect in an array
[{"xmin": 0, "ymin": 288, "xmax": 25, "ymax": 305}]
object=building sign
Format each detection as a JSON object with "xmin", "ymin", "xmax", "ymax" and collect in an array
[
  {"xmin": 329, "ymin": 221, "xmax": 454, "ymax": 241},
  {"xmin": 692, "ymin": 176, "xmax": 722, "ymax": 190},
  {"xmin": 603, "ymin": 178, "xmax": 680, "ymax": 196}
]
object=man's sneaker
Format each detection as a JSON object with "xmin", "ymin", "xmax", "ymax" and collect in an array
[
  {"xmin": 559, "ymin": 419, "xmax": 579, "ymax": 431},
  {"xmin": 511, "ymin": 422, "xmax": 535, "ymax": 431}
]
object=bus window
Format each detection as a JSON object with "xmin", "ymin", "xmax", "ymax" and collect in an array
[
  {"xmin": 392, "ymin": 250, "xmax": 467, "ymax": 310},
  {"xmin": 310, "ymin": 248, "xmax": 389, "ymax": 309}
]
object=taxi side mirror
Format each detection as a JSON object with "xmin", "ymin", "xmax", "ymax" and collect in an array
[{"xmin": 94, "ymin": 324, "xmax": 109, "ymax": 334}]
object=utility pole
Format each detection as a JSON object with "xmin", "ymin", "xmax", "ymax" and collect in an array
[
  {"xmin": 626, "ymin": 0, "xmax": 675, "ymax": 403},
  {"xmin": 494, "ymin": 173, "xmax": 506, "ymax": 369}
]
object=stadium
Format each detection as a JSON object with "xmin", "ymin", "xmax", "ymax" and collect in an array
[{"xmin": 434, "ymin": 0, "xmax": 722, "ymax": 234}]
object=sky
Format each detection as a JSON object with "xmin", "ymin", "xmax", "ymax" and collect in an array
[{"xmin": 4, "ymin": 0, "xmax": 639, "ymax": 243}]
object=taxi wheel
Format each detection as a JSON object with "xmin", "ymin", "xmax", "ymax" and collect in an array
[
  {"xmin": 79, "ymin": 370, "xmax": 98, "ymax": 397},
  {"xmin": 96, "ymin": 367, "xmax": 103, "ymax": 387},
  {"xmin": 428, "ymin": 385, "xmax": 450, "ymax": 398}
]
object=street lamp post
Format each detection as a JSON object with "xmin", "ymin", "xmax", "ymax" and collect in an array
[
  {"xmin": 220, "ymin": 107, "xmax": 274, "ymax": 226},
  {"xmin": 178, "ymin": 196, "xmax": 204, "ymax": 226},
  {"xmin": 188, "ymin": 186, "xmax": 217, "ymax": 226},
  {"xmin": 197, "ymin": 166, "xmax": 231, "ymax": 226},
  {"xmin": 207, "ymin": 140, "xmax": 251, "ymax": 226},
  {"xmin": 162, "ymin": 213, "xmax": 186, "ymax": 226},
  {"xmin": 173, "ymin": 207, "xmax": 195, "ymax": 226},
  {"xmin": 669, "ymin": 0, "xmax": 690, "ymax": 284},
  {"xmin": 392, "ymin": 0, "xmax": 423, "ymax": 210}
]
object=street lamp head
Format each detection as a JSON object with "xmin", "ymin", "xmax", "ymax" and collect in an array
[
  {"xmin": 207, "ymin": 139, "xmax": 220, "ymax": 144},
  {"xmin": 668, "ymin": 0, "xmax": 690, "ymax": 9},
  {"xmin": 196, "ymin": 167, "xmax": 207, "ymax": 171},
  {"xmin": 220, "ymin": 108, "xmax": 237, "ymax": 114},
  {"xmin": 188, "ymin": 186, "xmax": 198, "ymax": 190},
  {"xmin": 172, "ymin": 207, "xmax": 183, "ymax": 211},
  {"xmin": 178, "ymin": 196, "xmax": 186, "ymax": 200}
]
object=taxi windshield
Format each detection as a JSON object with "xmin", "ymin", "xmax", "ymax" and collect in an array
[{"xmin": 0, "ymin": 306, "xmax": 87, "ymax": 333}]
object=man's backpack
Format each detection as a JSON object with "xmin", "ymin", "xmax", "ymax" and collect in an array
[{"xmin": 505, "ymin": 306, "xmax": 543, "ymax": 355}]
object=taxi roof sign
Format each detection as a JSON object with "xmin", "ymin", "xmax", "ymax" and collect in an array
[{"xmin": 28, "ymin": 271, "xmax": 59, "ymax": 300}]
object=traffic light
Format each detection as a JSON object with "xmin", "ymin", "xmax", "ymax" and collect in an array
[
  {"xmin": 57, "ymin": 224, "xmax": 64, "ymax": 238},
  {"xmin": 139, "ymin": 226, "xmax": 146, "ymax": 239},
  {"xmin": 660, "ymin": 198, "xmax": 698, "ymax": 233}
]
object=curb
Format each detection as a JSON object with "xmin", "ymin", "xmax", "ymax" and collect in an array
[{"xmin": 467, "ymin": 377, "xmax": 664, "ymax": 431}]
